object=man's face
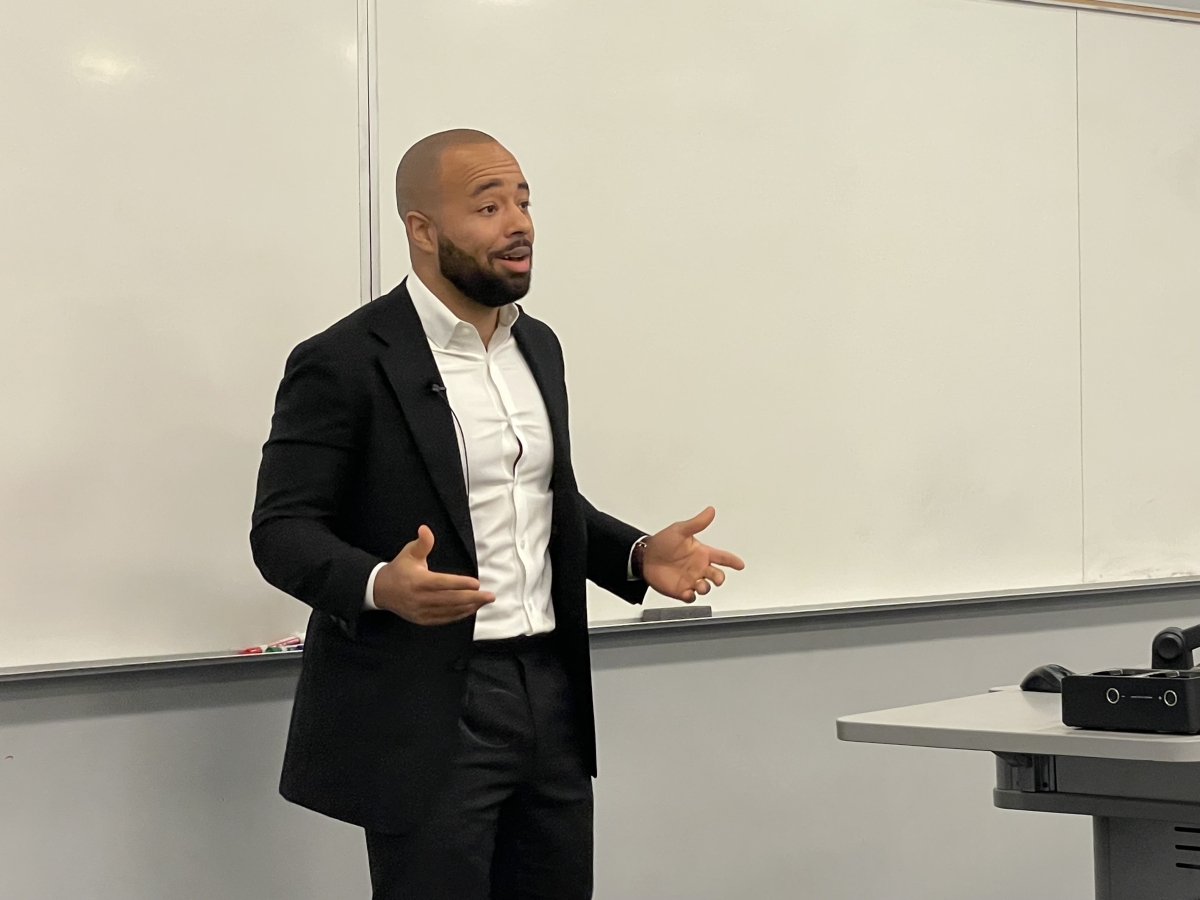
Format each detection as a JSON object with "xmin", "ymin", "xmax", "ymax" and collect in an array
[{"xmin": 435, "ymin": 142, "xmax": 533, "ymax": 308}]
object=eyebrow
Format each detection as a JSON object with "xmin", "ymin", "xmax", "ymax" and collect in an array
[{"xmin": 470, "ymin": 179, "xmax": 530, "ymax": 197}]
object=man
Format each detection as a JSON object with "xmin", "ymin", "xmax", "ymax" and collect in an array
[{"xmin": 250, "ymin": 129, "xmax": 743, "ymax": 899}]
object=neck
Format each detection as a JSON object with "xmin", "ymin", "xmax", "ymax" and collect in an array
[{"xmin": 412, "ymin": 258, "xmax": 502, "ymax": 348}]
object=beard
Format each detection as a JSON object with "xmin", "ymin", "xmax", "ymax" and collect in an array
[{"xmin": 437, "ymin": 235, "xmax": 531, "ymax": 308}]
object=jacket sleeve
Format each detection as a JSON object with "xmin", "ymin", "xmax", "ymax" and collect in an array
[
  {"xmin": 580, "ymin": 495, "xmax": 649, "ymax": 606},
  {"xmin": 250, "ymin": 336, "xmax": 383, "ymax": 629}
]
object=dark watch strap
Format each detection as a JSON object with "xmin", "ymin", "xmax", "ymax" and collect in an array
[{"xmin": 631, "ymin": 536, "xmax": 649, "ymax": 582}]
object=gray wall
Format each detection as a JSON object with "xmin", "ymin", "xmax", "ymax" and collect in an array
[{"xmin": 4, "ymin": 589, "xmax": 1200, "ymax": 899}]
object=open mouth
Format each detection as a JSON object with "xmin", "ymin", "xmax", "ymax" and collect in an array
[{"xmin": 495, "ymin": 243, "xmax": 532, "ymax": 274}]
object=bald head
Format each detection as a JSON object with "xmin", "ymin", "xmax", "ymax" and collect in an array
[{"xmin": 395, "ymin": 129, "xmax": 499, "ymax": 219}]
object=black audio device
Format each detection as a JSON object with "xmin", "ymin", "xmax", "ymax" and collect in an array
[{"xmin": 1060, "ymin": 622, "xmax": 1200, "ymax": 735}]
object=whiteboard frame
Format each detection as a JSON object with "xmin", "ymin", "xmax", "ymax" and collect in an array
[
  {"xmin": 8, "ymin": 0, "xmax": 1182, "ymax": 681},
  {"xmin": 357, "ymin": 0, "xmax": 381, "ymax": 305},
  {"xmin": 9, "ymin": 0, "xmax": 1196, "ymax": 679},
  {"xmin": 1021, "ymin": 0, "xmax": 1200, "ymax": 22}
]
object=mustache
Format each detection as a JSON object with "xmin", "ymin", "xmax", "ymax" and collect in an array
[{"xmin": 491, "ymin": 238, "xmax": 533, "ymax": 258}]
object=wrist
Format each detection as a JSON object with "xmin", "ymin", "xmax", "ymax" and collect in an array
[
  {"xmin": 371, "ymin": 562, "xmax": 401, "ymax": 613},
  {"xmin": 364, "ymin": 561, "xmax": 387, "ymax": 610}
]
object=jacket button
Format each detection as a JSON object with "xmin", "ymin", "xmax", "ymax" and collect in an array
[{"xmin": 451, "ymin": 658, "xmax": 467, "ymax": 672}]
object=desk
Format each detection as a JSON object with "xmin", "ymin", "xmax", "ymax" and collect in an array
[{"xmin": 839, "ymin": 690, "xmax": 1200, "ymax": 899}]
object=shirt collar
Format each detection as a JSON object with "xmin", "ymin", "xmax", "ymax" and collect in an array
[{"xmin": 406, "ymin": 271, "xmax": 520, "ymax": 351}]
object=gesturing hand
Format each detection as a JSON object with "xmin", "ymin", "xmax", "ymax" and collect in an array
[
  {"xmin": 372, "ymin": 525, "xmax": 495, "ymax": 625},
  {"xmin": 642, "ymin": 507, "xmax": 745, "ymax": 603}
]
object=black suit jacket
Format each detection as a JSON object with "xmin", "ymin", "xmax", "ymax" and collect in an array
[{"xmin": 250, "ymin": 280, "xmax": 647, "ymax": 832}]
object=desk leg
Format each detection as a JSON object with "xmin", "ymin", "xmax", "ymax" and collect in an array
[{"xmin": 1093, "ymin": 816, "xmax": 1200, "ymax": 899}]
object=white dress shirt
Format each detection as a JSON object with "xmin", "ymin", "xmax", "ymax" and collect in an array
[{"xmin": 365, "ymin": 273, "xmax": 556, "ymax": 640}]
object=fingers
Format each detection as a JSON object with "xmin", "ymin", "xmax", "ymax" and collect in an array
[
  {"xmin": 412, "ymin": 587, "xmax": 493, "ymax": 609},
  {"xmin": 377, "ymin": 532, "xmax": 495, "ymax": 624},
  {"xmin": 677, "ymin": 506, "xmax": 716, "ymax": 537},
  {"xmin": 707, "ymin": 548, "xmax": 745, "ymax": 571},
  {"xmin": 679, "ymin": 566, "xmax": 727, "ymax": 602},
  {"xmin": 399, "ymin": 525, "xmax": 435, "ymax": 563},
  {"xmin": 408, "ymin": 590, "xmax": 495, "ymax": 625},
  {"xmin": 422, "ymin": 592, "xmax": 492, "ymax": 614},
  {"xmin": 434, "ymin": 589, "xmax": 495, "ymax": 606},
  {"xmin": 419, "ymin": 570, "xmax": 482, "ymax": 592}
]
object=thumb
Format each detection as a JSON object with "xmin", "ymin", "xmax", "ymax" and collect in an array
[
  {"xmin": 678, "ymin": 506, "xmax": 716, "ymax": 537},
  {"xmin": 400, "ymin": 525, "xmax": 435, "ymax": 563}
]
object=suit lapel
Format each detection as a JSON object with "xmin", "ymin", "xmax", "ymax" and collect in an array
[
  {"xmin": 512, "ymin": 314, "xmax": 572, "ymax": 491},
  {"xmin": 368, "ymin": 281, "xmax": 477, "ymax": 568},
  {"xmin": 512, "ymin": 312, "xmax": 582, "ymax": 629}
]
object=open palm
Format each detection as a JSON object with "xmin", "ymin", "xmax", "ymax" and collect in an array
[{"xmin": 642, "ymin": 507, "xmax": 745, "ymax": 603}]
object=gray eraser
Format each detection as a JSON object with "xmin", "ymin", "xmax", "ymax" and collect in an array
[{"xmin": 640, "ymin": 605, "xmax": 712, "ymax": 622}]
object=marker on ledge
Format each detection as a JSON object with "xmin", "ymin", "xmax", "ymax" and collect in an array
[
  {"xmin": 239, "ymin": 634, "xmax": 304, "ymax": 655},
  {"xmin": 640, "ymin": 606, "xmax": 712, "ymax": 623}
]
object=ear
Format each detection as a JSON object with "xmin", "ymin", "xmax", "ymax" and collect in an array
[{"xmin": 405, "ymin": 211, "xmax": 438, "ymax": 256}]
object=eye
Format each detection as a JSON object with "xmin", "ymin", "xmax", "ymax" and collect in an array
[
  {"xmin": 520, "ymin": 200, "xmax": 531, "ymax": 211},
  {"xmin": 480, "ymin": 204, "xmax": 497, "ymax": 215}
]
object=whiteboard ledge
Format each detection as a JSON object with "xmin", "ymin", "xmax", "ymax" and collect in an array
[{"xmin": 2, "ymin": 575, "xmax": 1199, "ymax": 684}]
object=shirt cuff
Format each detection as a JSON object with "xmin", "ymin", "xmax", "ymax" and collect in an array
[
  {"xmin": 364, "ymin": 561, "xmax": 387, "ymax": 610},
  {"xmin": 627, "ymin": 535, "xmax": 649, "ymax": 581}
]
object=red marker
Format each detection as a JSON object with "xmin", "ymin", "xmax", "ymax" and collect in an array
[{"xmin": 238, "ymin": 634, "xmax": 304, "ymax": 655}]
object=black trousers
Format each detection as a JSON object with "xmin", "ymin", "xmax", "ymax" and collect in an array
[{"xmin": 365, "ymin": 636, "xmax": 593, "ymax": 900}]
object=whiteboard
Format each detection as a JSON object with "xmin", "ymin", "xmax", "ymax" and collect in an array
[
  {"xmin": 1078, "ymin": 12, "xmax": 1200, "ymax": 581},
  {"xmin": 375, "ymin": 0, "xmax": 1087, "ymax": 622},
  {"xmin": 4, "ymin": 0, "xmax": 1200, "ymax": 668},
  {"xmin": 0, "ymin": 0, "xmax": 361, "ymax": 667}
]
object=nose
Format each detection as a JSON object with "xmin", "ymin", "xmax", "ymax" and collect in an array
[{"xmin": 502, "ymin": 201, "xmax": 532, "ymax": 239}]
